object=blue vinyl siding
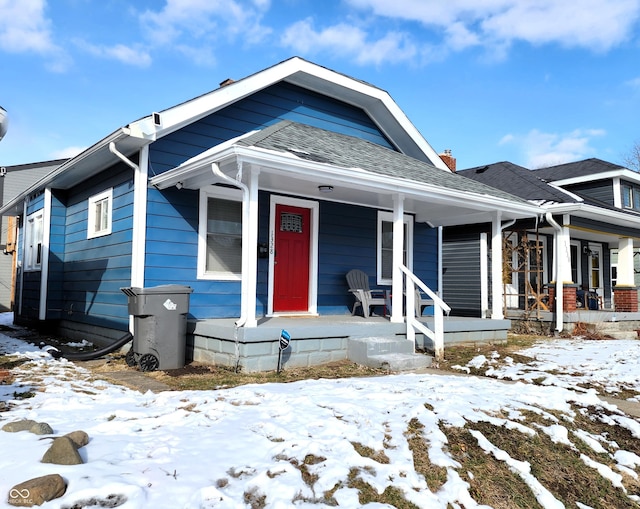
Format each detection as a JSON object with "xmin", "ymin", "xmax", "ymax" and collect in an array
[
  {"xmin": 57, "ymin": 163, "xmax": 134, "ymax": 330},
  {"xmin": 142, "ymin": 188, "xmax": 438, "ymax": 319},
  {"xmin": 149, "ymin": 82, "xmax": 394, "ymax": 174}
]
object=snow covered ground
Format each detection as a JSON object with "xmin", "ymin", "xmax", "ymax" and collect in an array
[{"xmin": 1, "ymin": 315, "xmax": 640, "ymax": 508}]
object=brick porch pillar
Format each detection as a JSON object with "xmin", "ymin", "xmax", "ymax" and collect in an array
[
  {"xmin": 547, "ymin": 284, "xmax": 577, "ymax": 312},
  {"xmin": 613, "ymin": 286, "xmax": 638, "ymax": 312}
]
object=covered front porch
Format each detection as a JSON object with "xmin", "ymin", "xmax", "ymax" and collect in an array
[{"xmin": 187, "ymin": 314, "xmax": 511, "ymax": 372}]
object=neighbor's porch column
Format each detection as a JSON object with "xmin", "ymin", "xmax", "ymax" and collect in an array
[
  {"xmin": 491, "ymin": 212, "xmax": 504, "ymax": 320},
  {"xmin": 614, "ymin": 237, "xmax": 638, "ymax": 312},
  {"xmin": 391, "ymin": 194, "xmax": 404, "ymax": 323},
  {"xmin": 243, "ymin": 167, "xmax": 260, "ymax": 328}
]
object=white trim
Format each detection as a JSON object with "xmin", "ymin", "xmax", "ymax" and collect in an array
[
  {"xmin": 197, "ymin": 186, "xmax": 244, "ymax": 280},
  {"xmin": 267, "ymin": 195, "xmax": 319, "ymax": 316},
  {"xmin": 480, "ymin": 232, "xmax": 489, "ymax": 318},
  {"xmin": 131, "ymin": 57, "xmax": 449, "ymax": 170},
  {"xmin": 570, "ymin": 240, "xmax": 582, "ymax": 286},
  {"xmin": 131, "ymin": 146, "xmax": 148, "ymax": 289},
  {"xmin": 87, "ymin": 188, "xmax": 113, "ymax": 239},
  {"xmin": 546, "ymin": 168, "xmax": 640, "ymax": 187},
  {"xmin": 24, "ymin": 209, "xmax": 44, "ymax": 272},
  {"xmin": 377, "ymin": 210, "xmax": 413, "ymax": 286},
  {"xmin": 613, "ymin": 177, "xmax": 622, "ymax": 208},
  {"xmin": 39, "ymin": 188, "xmax": 51, "ymax": 320}
]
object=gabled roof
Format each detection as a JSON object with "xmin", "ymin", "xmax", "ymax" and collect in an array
[
  {"xmin": 457, "ymin": 161, "xmax": 579, "ymax": 204},
  {"xmin": 532, "ymin": 158, "xmax": 629, "ymax": 184},
  {"xmin": 0, "ymin": 57, "xmax": 454, "ymax": 217},
  {"xmin": 237, "ymin": 121, "xmax": 526, "ymax": 202},
  {"xmin": 150, "ymin": 121, "xmax": 541, "ymax": 227},
  {"xmin": 132, "ymin": 56, "xmax": 449, "ymax": 170}
]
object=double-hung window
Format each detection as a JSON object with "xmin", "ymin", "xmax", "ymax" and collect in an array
[
  {"xmin": 87, "ymin": 188, "xmax": 113, "ymax": 239},
  {"xmin": 377, "ymin": 211, "xmax": 413, "ymax": 285},
  {"xmin": 25, "ymin": 211, "xmax": 43, "ymax": 271},
  {"xmin": 198, "ymin": 187, "xmax": 243, "ymax": 280},
  {"xmin": 622, "ymin": 183, "xmax": 640, "ymax": 211}
]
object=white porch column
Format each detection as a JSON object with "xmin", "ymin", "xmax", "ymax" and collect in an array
[
  {"xmin": 243, "ymin": 167, "xmax": 260, "ymax": 328},
  {"xmin": 557, "ymin": 216, "xmax": 573, "ymax": 284},
  {"xmin": 617, "ymin": 237, "xmax": 635, "ymax": 287},
  {"xmin": 391, "ymin": 194, "xmax": 404, "ymax": 323},
  {"xmin": 491, "ymin": 212, "xmax": 504, "ymax": 320}
]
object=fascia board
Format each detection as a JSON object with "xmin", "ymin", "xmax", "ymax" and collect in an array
[
  {"xmin": 545, "ymin": 202, "xmax": 640, "ymax": 226},
  {"xmin": 548, "ymin": 169, "xmax": 640, "ymax": 186},
  {"xmin": 132, "ymin": 57, "xmax": 450, "ymax": 171},
  {"xmin": 0, "ymin": 128, "xmax": 135, "ymax": 216}
]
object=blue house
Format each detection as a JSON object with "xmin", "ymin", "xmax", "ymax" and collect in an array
[{"xmin": 1, "ymin": 58, "xmax": 541, "ymax": 371}]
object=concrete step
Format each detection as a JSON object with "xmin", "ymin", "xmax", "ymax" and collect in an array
[
  {"xmin": 347, "ymin": 336, "xmax": 432, "ymax": 372},
  {"xmin": 367, "ymin": 352, "xmax": 432, "ymax": 371}
]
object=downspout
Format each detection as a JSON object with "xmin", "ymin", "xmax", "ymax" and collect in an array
[
  {"xmin": 109, "ymin": 142, "xmax": 144, "ymax": 335},
  {"xmin": 211, "ymin": 162, "xmax": 249, "ymax": 372},
  {"xmin": 545, "ymin": 212, "xmax": 563, "ymax": 333}
]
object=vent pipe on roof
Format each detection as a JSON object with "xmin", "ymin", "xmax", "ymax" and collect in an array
[{"xmin": 219, "ymin": 78, "xmax": 235, "ymax": 88}]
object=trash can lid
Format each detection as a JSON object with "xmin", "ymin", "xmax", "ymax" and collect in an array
[{"xmin": 121, "ymin": 285, "xmax": 193, "ymax": 296}]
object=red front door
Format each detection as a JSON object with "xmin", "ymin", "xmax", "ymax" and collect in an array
[{"xmin": 273, "ymin": 204, "xmax": 311, "ymax": 312}]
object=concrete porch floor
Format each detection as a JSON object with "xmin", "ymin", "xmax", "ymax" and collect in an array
[
  {"xmin": 187, "ymin": 314, "xmax": 512, "ymax": 371},
  {"xmin": 507, "ymin": 309, "xmax": 640, "ymax": 338}
]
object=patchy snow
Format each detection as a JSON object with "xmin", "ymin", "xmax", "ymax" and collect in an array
[
  {"xmin": 458, "ymin": 338, "xmax": 640, "ymax": 400},
  {"xmin": 1, "ymin": 316, "xmax": 640, "ymax": 508}
]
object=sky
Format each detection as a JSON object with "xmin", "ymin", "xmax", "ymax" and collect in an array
[
  {"xmin": 2, "ymin": 313, "xmax": 640, "ymax": 508},
  {"xmin": 1, "ymin": 0, "xmax": 640, "ymax": 171}
]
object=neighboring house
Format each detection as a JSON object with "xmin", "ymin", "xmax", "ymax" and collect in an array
[
  {"xmin": 447, "ymin": 158, "xmax": 640, "ymax": 333},
  {"xmin": 0, "ymin": 57, "xmax": 541, "ymax": 370},
  {"xmin": 0, "ymin": 159, "xmax": 67, "ymax": 311}
]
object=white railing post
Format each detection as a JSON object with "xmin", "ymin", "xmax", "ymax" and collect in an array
[{"xmin": 399, "ymin": 264, "xmax": 449, "ymax": 363}]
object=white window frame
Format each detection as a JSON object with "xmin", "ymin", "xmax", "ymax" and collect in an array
[
  {"xmin": 376, "ymin": 211, "xmax": 413, "ymax": 285},
  {"xmin": 87, "ymin": 188, "xmax": 113, "ymax": 239},
  {"xmin": 25, "ymin": 211, "xmax": 44, "ymax": 271},
  {"xmin": 197, "ymin": 186, "xmax": 243, "ymax": 281}
]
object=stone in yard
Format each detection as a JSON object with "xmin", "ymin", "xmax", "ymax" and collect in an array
[
  {"xmin": 29, "ymin": 422, "xmax": 53, "ymax": 435},
  {"xmin": 41, "ymin": 436, "xmax": 83, "ymax": 465},
  {"xmin": 2, "ymin": 420, "xmax": 38, "ymax": 433},
  {"xmin": 7, "ymin": 474, "xmax": 66, "ymax": 506},
  {"xmin": 64, "ymin": 430, "xmax": 89, "ymax": 448}
]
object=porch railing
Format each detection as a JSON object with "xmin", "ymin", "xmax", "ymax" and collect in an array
[{"xmin": 399, "ymin": 264, "xmax": 451, "ymax": 362}]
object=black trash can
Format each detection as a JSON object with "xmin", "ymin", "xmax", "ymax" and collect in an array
[{"xmin": 121, "ymin": 285, "xmax": 193, "ymax": 371}]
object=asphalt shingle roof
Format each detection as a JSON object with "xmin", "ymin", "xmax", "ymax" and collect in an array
[
  {"xmin": 457, "ymin": 161, "xmax": 578, "ymax": 204},
  {"xmin": 237, "ymin": 121, "xmax": 530, "ymax": 204},
  {"xmin": 532, "ymin": 158, "xmax": 625, "ymax": 182}
]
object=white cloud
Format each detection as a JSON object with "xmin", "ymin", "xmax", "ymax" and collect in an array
[
  {"xmin": 346, "ymin": 0, "xmax": 640, "ymax": 55},
  {"xmin": 80, "ymin": 41, "xmax": 152, "ymax": 68},
  {"xmin": 626, "ymin": 77, "xmax": 640, "ymax": 89},
  {"xmin": 281, "ymin": 18, "xmax": 417, "ymax": 66},
  {"xmin": 0, "ymin": 0, "xmax": 70, "ymax": 71},
  {"xmin": 500, "ymin": 128, "xmax": 606, "ymax": 168},
  {"xmin": 138, "ymin": 0, "xmax": 272, "ymax": 64},
  {"xmin": 50, "ymin": 145, "xmax": 85, "ymax": 160}
]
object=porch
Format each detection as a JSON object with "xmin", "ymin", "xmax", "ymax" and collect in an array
[
  {"xmin": 507, "ymin": 308, "xmax": 640, "ymax": 339},
  {"xmin": 187, "ymin": 314, "xmax": 511, "ymax": 372}
]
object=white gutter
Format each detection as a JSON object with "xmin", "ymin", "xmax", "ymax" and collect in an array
[{"xmin": 545, "ymin": 212, "xmax": 564, "ymax": 333}]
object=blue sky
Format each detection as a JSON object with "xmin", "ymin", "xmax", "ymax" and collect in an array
[{"xmin": 1, "ymin": 0, "xmax": 639, "ymax": 171}]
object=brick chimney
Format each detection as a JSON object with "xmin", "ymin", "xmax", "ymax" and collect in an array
[{"xmin": 439, "ymin": 149, "xmax": 456, "ymax": 172}]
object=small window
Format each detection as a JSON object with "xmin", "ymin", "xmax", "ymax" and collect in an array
[
  {"xmin": 376, "ymin": 211, "xmax": 413, "ymax": 285},
  {"xmin": 25, "ymin": 211, "xmax": 44, "ymax": 271},
  {"xmin": 87, "ymin": 188, "xmax": 113, "ymax": 239},
  {"xmin": 622, "ymin": 183, "xmax": 640, "ymax": 211},
  {"xmin": 198, "ymin": 187, "xmax": 243, "ymax": 280}
]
